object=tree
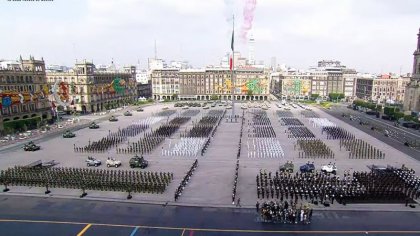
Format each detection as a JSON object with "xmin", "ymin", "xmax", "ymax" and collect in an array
[
  {"xmin": 172, "ymin": 94, "xmax": 178, "ymax": 101},
  {"xmin": 329, "ymin": 93, "xmax": 344, "ymax": 102},
  {"xmin": 310, "ymin": 94, "xmax": 319, "ymax": 100},
  {"xmin": 210, "ymin": 95, "xmax": 219, "ymax": 100}
]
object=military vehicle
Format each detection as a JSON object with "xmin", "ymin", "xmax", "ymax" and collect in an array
[
  {"xmin": 109, "ymin": 115, "xmax": 118, "ymax": 122},
  {"xmin": 89, "ymin": 122, "xmax": 100, "ymax": 129},
  {"xmin": 321, "ymin": 163, "xmax": 337, "ymax": 174},
  {"xmin": 123, "ymin": 111, "xmax": 133, "ymax": 116},
  {"xmin": 129, "ymin": 155, "xmax": 149, "ymax": 169},
  {"xmin": 300, "ymin": 162, "xmax": 315, "ymax": 173},
  {"xmin": 106, "ymin": 157, "xmax": 122, "ymax": 168},
  {"xmin": 279, "ymin": 161, "xmax": 294, "ymax": 173},
  {"xmin": 137, "ymin": 107, "xmax": 144, "ymax": 112},
  {"xmin": 86, "ymin": 156, "xmax": 101, "ymax": 167},
  {"xmin": 23, "ymin": 141, "xmax": 40, "ymax": 151},
  {"xmin": 62, "ymin": 130, "xmax": 76, "ymax": 138}
]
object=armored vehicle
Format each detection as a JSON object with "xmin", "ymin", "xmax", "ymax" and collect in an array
[
  {"xmin": 279, "ymin": 161, "xmax": 294, "ymax": 173},
  {"xmin": 137, "ymin": 107, "xmax": 144, "ymax": 112},
  {"xmin": 300, "ymin": 162, "xmax": 315, "ymax": 173},
  {"xmin": 321, "ymin": 163, "xmax": 337, "ymax": 174},
  {"xmin": 63, "ymin": 130, "xmax": 76, "ymax": 138},
  {"xmin": 129, "ymin": 155, "xmax": 149, "ymax": 169},
  {"xmin": 109, "ymin": 116, "xmax": 118, "ymax": 122},
  {"xmin": 86, "ymin": 156, "xmax": 101, "ymax": 167},
  {"xmin": 123, "ymin": 111, "xmax": 133, "ymax": 116},
  {"xmin": 23, "ymin": 141, "xmax": 40, "ymax": 151},
  {"xmin": 89, "ymin": 122, "xmax": 100, "ymax": 129}
]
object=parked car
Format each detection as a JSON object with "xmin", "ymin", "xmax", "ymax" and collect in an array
[{"xmin": 86, "ymin": 156, "xmax": 101, "ymax": 167}]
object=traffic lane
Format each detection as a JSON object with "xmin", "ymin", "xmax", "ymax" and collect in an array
[
  {"xmin": 324, "ymin": 108, "xmax": 420, "ymax": 160},
  {"xmin": 333, "ymin": 106, "xmax": 420, "ymax": 139},
  {"xmin": 0, "ymin": 221, "xmax": 84, "ymax": 236},
  {"xmin": 2, "ymin": 196, "xmax": 420, "ymax": 232}
]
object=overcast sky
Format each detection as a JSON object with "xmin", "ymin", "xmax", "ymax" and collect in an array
[{"xmin": 0, "ymin": 0, "xmax": 419, "ymax": 73}]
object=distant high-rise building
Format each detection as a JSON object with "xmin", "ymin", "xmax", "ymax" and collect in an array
[{"xmin": 271, "ymin": 57, "xmax": 277, "ymax": 70}]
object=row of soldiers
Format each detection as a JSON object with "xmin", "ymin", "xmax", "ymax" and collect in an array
[
  {"xmin": 232, "ymin": 112, "xmax": 245, "ymax": 203},
  {"xmin": 180, "ymin": 109, "xmax": 200, "ymax": 117},
  {"xmin": 0, "ymin": 166, "xmax": 173, "ymax": 195},
  {"xmin": 109, "ymin": 124, "xmax": 149, "ymax": 138},
  {"xmin": 280, "ymin": 118, "xmax": 304, "ymax": 126},
  {"xmin": 175, "ymin": 159, "xmax": 198, "ymax": 201},
  {"xmin": 276, "ymin": 110, "xmax": 294, "ymax": 118},
  {"xmin": 74, "ymin": 136, "xmax": 124, "ymax": 153},
  {"xmin": 301, "ymin": 110, "xmax": 319, "ymax": 118},
  {"xmin": 184, "ymin": 116, "xmax": 219, "ymax": 138},
  {"xmin": 257, "ymin": 200, "xmax": 313, "ymax": 224},
  {"xmin": 75, "ymin": 123, "xmax": 150, "ymax": 153},
  {"xmin": 340, "ymin": 138, "xmax": 385, "ymax": 159},
  {"xmin": 256, "ymin": 167, "xmax": 419, "ymax": 204},
  {"xmin": 155, "ymin": 110, "xmax": 176, "ymax": 117},
  {"xmin": 321, "ymin": 126, "xmax": 354, "ymax": 140},
  {"xmin": 296, "ymin": 139, "xmax": 335, "ymax": 159},
  {"xmin": 287, "ymin": 127, "xmax": 315, "ymax": 139},
  {"xmin": 118, "ymin": 117, "xmax": 191, "ymax": 154},
  {"xmin": 248, "ymin": 110, "xmax": 276, "ymax": 138}
]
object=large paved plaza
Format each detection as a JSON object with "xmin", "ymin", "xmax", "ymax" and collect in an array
[{"xmin": 0, "ymin": 101, "xmax": 419, "ymax": 208}]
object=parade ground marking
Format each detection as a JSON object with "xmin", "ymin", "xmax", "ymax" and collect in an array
[
  {"xmin": 1, "ymin": 219, "xmax": 420, "ymax": 234},
  {"xmin": 129, "ymin": 226, "xmax": 139, "ymax": 236},
  {"xmin": 76, "ymin": 223, "xmax": 91, "ymax": 236}
]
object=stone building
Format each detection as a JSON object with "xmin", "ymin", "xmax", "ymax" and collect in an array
[
  {"xmin": 46, "ymin": 61, "xmax": 137, "ymax": 113},
  {"xmin": 310, "ymin": 60, "xmax": 344, "ymax": 99},
  {"xmin": 356, "ymin": 74, "xmax": 410, "ymax": 104},
  {"xmin": 151, "ymin": 67, "xmax": 269, "ymax": 101},
  {"xmin": 0, "ymin": 56, "xmax": 52, "ymax": 134},
  {"xmin": 404, "ymin": 28, "xmax": 420, "ymax": 113}
]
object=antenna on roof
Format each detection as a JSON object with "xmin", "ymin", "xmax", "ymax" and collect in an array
[{"xmin": 154, "ymin": 39, "xmax": 157, "ymax": 59}]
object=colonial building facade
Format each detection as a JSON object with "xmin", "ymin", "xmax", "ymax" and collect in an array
[
  {"xmin": 152, "ymin": 68, "xmax": 269, "ymax": 101},
  {"xmin": 356, "ymin": 74, "xmax": 410, "ymax": 104},
  {"xmin": 46, "ymin": 61, "xmax": 137, "ymax": 113},
  {"xmin": 0, "ymin": 56, "xmax": 52, "ymax": 134}
]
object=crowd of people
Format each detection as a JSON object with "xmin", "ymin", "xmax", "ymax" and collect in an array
[
  {"xmin": 296, "ymin": 139, "xmax": 335, "ymax": 159},
  {"xmin": 256, "ymin": 166, "xmax": 420, "ymax": 205},
  {"xmin": 174, "ymin": 159, "xmax": 198, "ymax": 201},
  {"xmin": 0, "ymin": 166, "xmax": 173, "ymax": 196},
  {"xmin": 340, "ymin": 138, "xmax": 385, "ymax": 159},
  {"xmin": 155, "ymin": 110, "xmax": 176, "ymax": 117},
  {"xmin": 257, "ymin": 201, "xmax": 313, "ymax": 224}
]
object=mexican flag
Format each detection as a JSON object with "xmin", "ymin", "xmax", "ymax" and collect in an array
[{"xmin": 230, "ymin": 29, "xmax": 234, "ymax": 70}]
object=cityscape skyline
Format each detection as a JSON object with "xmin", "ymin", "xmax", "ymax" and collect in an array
[{"xmin": 1, "ymin": 0, "xmax": 420, "ymax": 73}]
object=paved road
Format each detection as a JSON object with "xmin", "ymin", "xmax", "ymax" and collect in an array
[
  {"xmin": 0, "ymin": 196, "xmax": 419, "ymax": 235},
  {"xmin": 323, "ymin": 105, "xmax": 420, "ymax": 160}
]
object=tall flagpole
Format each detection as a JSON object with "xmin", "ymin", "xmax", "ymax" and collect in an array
[{"xmin": 231, "ymin": 15, "xmax": 235, "ymax": 120}]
